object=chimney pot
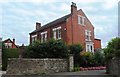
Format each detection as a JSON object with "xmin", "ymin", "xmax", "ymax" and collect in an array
[{"xmin": 13, "ymin": 38, "xmax": 15, "ymax": 44}]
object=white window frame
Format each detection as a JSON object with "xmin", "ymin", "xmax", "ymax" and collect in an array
[
  {"xmin": 31, "ymin": 34, "xmax": 37, "ymax": 43},
  {"xmin": 53, "ymin": 30, "xmax": 56, "ymax": 40},
  {"xmin": 85, "ymin": 30, "xmax": 91, "ymax": 41},
  {"xmin": 41, "ymin": 31, "xmax": 47, "ymax": 42},
  {"xmin": 53, "ymin": 26, "xmax": 61, "ymax": 40},
  {"xmin": 86, "ymin": 42, "xmax": 94, "ymax": 52},
  {"xmin": 78, "ymin": 15, "xmax": 85, "ymax": 25},
  {"xmin": 5, "ymin": 43, "xmax": 12, "ymax": 48},
  {"xmin": 58, "ymin": 29, "xmax": 61, "ymax": 39}
]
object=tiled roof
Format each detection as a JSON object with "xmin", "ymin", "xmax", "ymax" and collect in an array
[{"xmin": 30, "ymin": 14, "xmax": 71, "ymax": 34}]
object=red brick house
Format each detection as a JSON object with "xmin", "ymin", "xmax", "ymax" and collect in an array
[
  {"xmin": 3, "ymin": 38, "xmax": 17, "ymax": 48},
  {"xmin": 30, "ymin": 2, "xmax": 101, "ymax": 52}
]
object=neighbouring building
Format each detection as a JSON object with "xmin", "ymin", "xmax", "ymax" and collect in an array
[
  {"xmin": 3, "ymin": 38, "xmax": 17, "ymax": 48},
  {"xmin": 29, "ymin": 2, "xmax": 101, "ymax": 52},
  {"xmin": 94, "ymin": 39, "xmax": 101, "ymax": 51}
]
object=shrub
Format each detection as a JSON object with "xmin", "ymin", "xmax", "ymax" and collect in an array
[
  {"xmin": 25, "ymin": 39, "xmax": 69, "ymax": 58},
  {"xmin": 68, "ymin": 44, "xmax": 83, "ymax": 67},
  {"xmin": 80, "ymin": 52, "xmax": 94, "ymax": 67},
  {"xmin": 2, "ymin": 45, "xmax": 19, "ymax": 70},
  {"xmin": 94, "ymin": 50, "xmax": 105, "ymax": 66}
]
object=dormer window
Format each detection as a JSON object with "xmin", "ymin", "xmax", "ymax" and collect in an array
[{"xmin": 78, "ymin": 15, "xmax": 85, "ymax": 25}]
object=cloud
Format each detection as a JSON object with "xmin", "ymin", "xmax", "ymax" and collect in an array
[{"xmin": 102, "ymin": 0, "xmax": 119, "ymax": 10}]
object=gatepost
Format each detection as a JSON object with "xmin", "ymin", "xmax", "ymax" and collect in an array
[{"xmin": 68, "ymin": 54, "xmax": 74, "ymax": 72}]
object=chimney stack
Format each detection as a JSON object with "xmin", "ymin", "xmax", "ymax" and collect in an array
[
  {"xmin": 13, "ymin": 38, "xmax": 15, "ymax": 44},
  {"xmin": 36, "ymin": 22, "xmax": 41, "ymax": 30},
  {"xmin": 71, "ymin": 2, "xmax": 77, "ymax": 14}
]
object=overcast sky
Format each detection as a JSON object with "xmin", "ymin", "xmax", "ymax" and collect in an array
[{"xmin": 0, "ymin": 0, "xmax": 119, "ymax": 48}]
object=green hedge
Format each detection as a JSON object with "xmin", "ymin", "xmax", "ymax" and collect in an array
[
  {"xmin": 2, "ymin": 48, "xmax": 19, "ymax": 71},
  {"xmin": 25, "ymin": 39, "xmax": 69, "ymax": 58}
]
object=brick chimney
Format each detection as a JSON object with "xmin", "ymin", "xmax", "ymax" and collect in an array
[
  {"xmin": 36, "ymin": 22, "xmax": 41, "ymax": 30},
  {"xmin": 71, "ymin": 2, "xmax": 77, "ymax": 14},
  {"xmin": 13, "ymin": 38, "xmax": 15, "ymax": 44}
]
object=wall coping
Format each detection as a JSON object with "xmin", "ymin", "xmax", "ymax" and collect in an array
[{"xmin": 8, "ymin": 58, "xmax": 68, "ymax": 61}]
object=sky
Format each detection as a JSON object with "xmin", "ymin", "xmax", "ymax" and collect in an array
[{"xmin": 0, "ymin": 0, "xmax": 119, "ymax": 48}]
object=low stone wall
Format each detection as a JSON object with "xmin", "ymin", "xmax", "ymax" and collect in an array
[
  {"xmin": 106, "ymin": 58, "xmax": 120, "ymax": 77},
  {"xmin": 7, "ymin": 56, "xmax": 73, "ymax": 75}
]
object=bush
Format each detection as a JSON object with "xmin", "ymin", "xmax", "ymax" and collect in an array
[
  {"xmin": 2, "ymin": 45, "xmax": 19, "ymax": 70},
  {"xmin": 68, "ymin": 44, "xmax": 83, "ymax": 67},
  {"xmin": 94, "ymin": 50, "xmax": 105, "ymax": 66},
  {"xmin": 104, "ymin": 37, "xmax": 120, "ymax": 59},
  {"xmin": 25, "ymin": 39, "xmax": 69, "ymax": 58},
  {"xmin": 80, "ymin": 52, "xmax": 94, "ymax": 67}
]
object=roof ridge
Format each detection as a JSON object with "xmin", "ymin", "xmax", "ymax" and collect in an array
[{"xmin": 30, "ymin": 13, "xmax": 71, "ymax": 34}]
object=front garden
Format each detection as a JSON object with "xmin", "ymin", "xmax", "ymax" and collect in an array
[{"xmin": 3, "ymin": 37, "xmax": 120, "ymax": 72}]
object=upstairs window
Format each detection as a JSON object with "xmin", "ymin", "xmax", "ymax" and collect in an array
[
  {"xmin": 5, "ymin": 43, "xmax": 12, "ymax": 48},
  {"xmin": 53, "ymin": 26, "xmax": 61, "ymax": 40},
  {"xmin": 78, "ymin": 15, "xmax": 85, "ymax": 25},
  {"xmin": 85, "ymin": 30, "xmax": 91, "ymax": 41},
  {"xmin": 31, "ymin": 35, "xmax": 37, "ymax": 43},
  {"xmin": 41, "ymin": 31, "xmax": 47, "ymax": 42}
]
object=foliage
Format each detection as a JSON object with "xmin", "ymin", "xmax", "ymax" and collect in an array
[
  {"xmin": 25, "ymin": 39, "xmax": 69, "ymax": 58},
  {"xmin": 2, "ymin": 44, "xmax": 19, "ymax": 70},
  {"xmin": 94, "ymin": 50, "xmax": 105, "ymax": 66},
  {"xmin": 80, "ymin": 52, "xmax": 94, "ymax": 67},
  {"xmin": 73, "ymin": 67, "xmax": 80, "ymax": 72},
  {"xmin": 68, "ymin": 44, "xmax": 83, "ymax": 67},
  {"xmin": 104, "ymin": 37, "xmax": 120, "ymax": 59}
]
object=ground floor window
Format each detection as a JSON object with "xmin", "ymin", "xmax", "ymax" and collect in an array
[{"xmin": 86, "ymin": 42, "xmax": 94, "ymax": 52}]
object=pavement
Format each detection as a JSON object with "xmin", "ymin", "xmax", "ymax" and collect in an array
[
  {"xmin": 51, "ymin": 70, "xmax": 107, "ymax": 75},
  {"xmin": 1, "ymin": 70, "xmax": 116, "ymax": 77}
]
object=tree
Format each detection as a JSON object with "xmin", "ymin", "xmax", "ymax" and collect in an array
[{"xmin": 104, "ymin": 37, "xmax": 120, "ymax": 59}]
